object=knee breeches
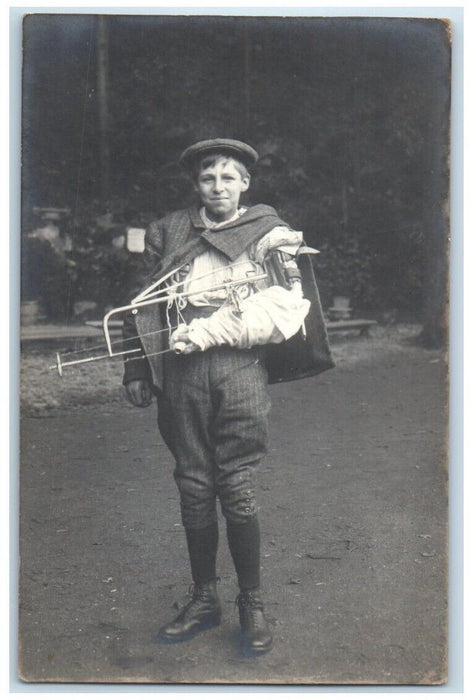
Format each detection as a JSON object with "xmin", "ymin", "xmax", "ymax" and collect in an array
[{"xmin": 157, "ymin": 347, "xmax": 271, "ymax": 529}]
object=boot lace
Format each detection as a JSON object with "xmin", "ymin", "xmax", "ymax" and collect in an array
[
  {"xmin": 236, "ymin": 591, "xmax": 266, "ymax": 634},
  {"xmin": 236, "ymin": 590, "xmax": 264, "ymax": 611},
  {"xmin": 186, "ymin": 578, "xmax": 220, "ymax": 603}
]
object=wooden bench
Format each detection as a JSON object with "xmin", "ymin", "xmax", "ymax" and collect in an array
[
  {"xmin": 20, "ymin": 318, "xmax": 377, "ymax": 343},
  {"xmin": 90, "ymin": 319, "xmax": 379, "ymax": 336},
  {"xmin": 326, "ymin": 319, "xmax": 377, "ymax": 336},
  {"xmin": 20, "ymin": 322, "xmax": 121, "ymax": 343}
]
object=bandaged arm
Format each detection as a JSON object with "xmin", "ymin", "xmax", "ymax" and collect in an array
[{"xmin": 184, "ymin": 285, "xmax": 310, "ymax": 351}]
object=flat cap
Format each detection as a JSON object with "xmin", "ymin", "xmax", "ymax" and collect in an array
[{"xmin": 179, "ymin": 138, "xmax": 259, "ymax": 170}]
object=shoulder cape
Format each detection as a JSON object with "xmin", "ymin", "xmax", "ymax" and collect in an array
[{"xmin": 156, "ymin": 204, "xmax": 289, "ymax": 276}]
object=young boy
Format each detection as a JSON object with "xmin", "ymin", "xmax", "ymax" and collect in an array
[{"xmin": 122, "ymin": 139, "xmax": 332, "ymax": 654}]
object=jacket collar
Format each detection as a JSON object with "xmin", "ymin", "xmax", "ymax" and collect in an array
[
  {"xmin": 188, "ymin": 206, "xmax": 206, "ymax": 229},
  {"xmin": 187, "ymin": 203, "xmax": 281, "ymax": 232},
  {"xmin": 202, "ymin": 205, "xmax": 287, "ymax": 261},
  {"xmin": 146, "ymin": 203, "xmax": 288, "ymax": 283}
]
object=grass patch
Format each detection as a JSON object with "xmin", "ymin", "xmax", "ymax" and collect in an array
[
  {"xmin": 20, "ymin": 324, "xmax": 435, "ymax": 416},
  {"xmin": 21, "ymin": 347, "xmax": 126, "ymax": 415}
]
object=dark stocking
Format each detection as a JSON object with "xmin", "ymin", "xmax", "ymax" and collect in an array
[
  {"xmin": 184, "ymin": 521, "xmax": 219, "ymax": 586},
  {"xmin": 226, "ymin": 517, "xmax": 261, "ymax": 591}
]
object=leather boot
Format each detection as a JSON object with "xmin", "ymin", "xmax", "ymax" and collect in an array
[
  {"xmin": 158, "ymin": 581, "xmax": 222, "ymax": 642},
  {"xmin": 236, "ymin": 589, "xmax": 273, "ymax": 653}
]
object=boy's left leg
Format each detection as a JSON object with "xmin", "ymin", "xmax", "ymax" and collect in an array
[
  {"xmin": 226, "ymin": 517, "xmax": 273, "ymax": 653},
  {"xmin": 226, "ymin": 516, "xmax": 273, "ymax": 654},
  {"xmin": 226, "ymin": 517, "xmax": 260, "ymax": 591},
  {"xmin": 210, "ymin": 348, "xmax": 273, "ymax": 653}
]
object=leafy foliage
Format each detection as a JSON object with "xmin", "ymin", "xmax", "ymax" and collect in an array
[{"xmin": 22, "ymin": 16, "xmax": 450, "ymax": 320}]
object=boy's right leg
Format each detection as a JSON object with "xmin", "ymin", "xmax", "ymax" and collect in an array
[
  {"xmin": 157, "ymin": 579, "xmax": 221, "ymax": 642},
  {"xmin": 157, "ymin": 354, "xmax": 222, "ymax": 642},
  {"xmin": 159, "ymin": 352, "xmax": 218, "ymax": 531},
  {"xmin": 157, "ymin": 521, "xmax": 221, "ymax": 642},
  {"xmin": 185, "ymin": 521, "xmax": 219, "ymax": 586}
]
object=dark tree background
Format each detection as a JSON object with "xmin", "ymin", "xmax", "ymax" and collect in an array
[{"xmin": 21, "ymin": 14, "xmax": 450, "ymax": 345}]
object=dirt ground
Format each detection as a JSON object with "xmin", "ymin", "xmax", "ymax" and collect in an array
[{"xmin": 18, "ymin": 328, "xmax": 448, "ymax": 686}]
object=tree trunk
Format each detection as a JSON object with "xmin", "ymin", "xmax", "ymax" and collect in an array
[
  {"xmin": 97, "ymin": 16, "xmax": 111, "ymax": 207},
  {"xmin": 419, "ymin": 32, "xmax": 450, "ymax": 350}
]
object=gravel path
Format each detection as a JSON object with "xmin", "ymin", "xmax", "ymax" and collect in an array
[{"xmin": 18, "ymin": 330, "xmax": 448, "ymax": 685}]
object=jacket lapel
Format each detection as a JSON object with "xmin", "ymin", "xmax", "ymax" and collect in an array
[
  {"xmin": 149, "ymin": 204, "xmax": 288, "ymax": 281},
  {"xmin": 200, "ymin": 204, "xmax": 288, "ymax": 260}
]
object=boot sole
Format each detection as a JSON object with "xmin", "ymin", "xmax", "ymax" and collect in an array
[
  {"xmin": 239, "ymin": 633, "xmax": 273, "ymax": 655},
  {"xmin": 157, "ymin": 614, "xmax": 221, "ymax": 643},
  {"xmin": 240, "ymin": 641, "xmax": 273, "ymax": 655}
]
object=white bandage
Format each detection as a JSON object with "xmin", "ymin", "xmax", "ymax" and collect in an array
[
  {"xmin": 187, "ymin": 286, "xmax": 310, "ymax": 351},
  {"xmin": 254, "ymin": 227, "xmax": 304, "ymax": 264}
]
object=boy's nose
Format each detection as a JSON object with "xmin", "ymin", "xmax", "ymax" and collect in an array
[{"xmin": 213, "ymin": 177, "xmax": 224, "ymax": 192}]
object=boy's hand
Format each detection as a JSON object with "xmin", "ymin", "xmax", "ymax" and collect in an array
[
  {"xmin": 170, "ymin": 324, "xmax": 201, "ymax": 354},
  {"xmin": 125, "ymin": 379, "xmax": 153, "ymax": 407}
]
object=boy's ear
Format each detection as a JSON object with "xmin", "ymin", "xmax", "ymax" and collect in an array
[{"xmin": 241, "ymin": 175, "xmax": 250, "ymax": 192}]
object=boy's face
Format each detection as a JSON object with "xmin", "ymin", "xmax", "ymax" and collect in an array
[{"xmin": 195, "ymin": 157, "xmax": 250, "ymax": 222}]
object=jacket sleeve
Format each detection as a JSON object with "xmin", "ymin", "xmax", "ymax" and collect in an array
[{"xmin": 122, "ymin": 220, "xmax": 164, "ymax": 386}]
